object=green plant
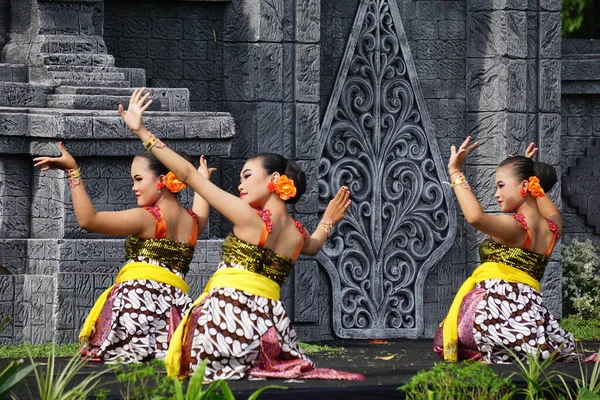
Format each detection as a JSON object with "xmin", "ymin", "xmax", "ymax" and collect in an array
[
  {"xmin": 558, "ymin": 346, "xmax": 600, "ymax": 399},
  {"xmin": 506, "ymin": 347, "xmax": 568, "ymax": 400},
  {"xmin": 398, "ymin": 361, "xmax": 514, "ymax": 400},
  {"xmin": 561, "ymin": 0, "xmax": 588, "ymax": 35},
  {"xmin": 116, "ymin": 359, "xmax": 173, "ymax": 400},
  {"xmin": 161, "ymin": 360, "xmax": 286, "ymax": 400},
  {"xmin": 561, "ymin": 317, "xmax": 600, "ymax": 340},
  {"xmin": 561, "ymin": 239, "xmax": 600, "ymax": 320},
  {"xmin": 0, "ymin": 343, "xmax": 79, "ymax": 359},
  {"xmin": 0, "ymin": 359, "xmax": 37, "ymax": 398},
  {"xmin": 29, "ymin": 344, "xmax": 111, "ymax": 400}
]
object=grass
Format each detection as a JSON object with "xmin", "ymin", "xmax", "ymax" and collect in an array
[
  {"xmin": 298, "ymin": 342, "xmax": 348, "ymax": 356},
  {"xmin": 0, "ymin": 343, "xmax": 79, "ymax": 359},
  {"xmin": 561, "ymin": 317, "xmax": 600, "ymax": 340}
]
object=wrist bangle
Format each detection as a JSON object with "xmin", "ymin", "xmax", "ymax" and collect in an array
[
  {"xmin": 65, "ymin": 168, "xmax": 82, "ymax": 188},
  {"xmin": 450, "ymin": 173, "xmax": 470, "ymax": 190},
  {"xmin": 319, "ymin": 221, "xmax": 333, "ymax": 238},
  {"xmin": 65, "ymin": 168, "xmax": 81, "ymax": 179},
  {"xmin": 449, "ymin": 170, "xmax": 462, "ymax": 178},
  {"xmin": 144, "ymin": 132, "xmax": 165, "ymax": 151}
]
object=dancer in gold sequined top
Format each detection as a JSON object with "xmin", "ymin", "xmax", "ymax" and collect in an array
[
  {"xmin": 119, "ymin": 88, "xmax": 365, "ymax": 381},
  {"xmin": 33, "ymin": 144, "xmax": 212, "ymax": 363},
  {"xmin": 433, "ymin": 138, "xmax": 577, "ymax": 363}
]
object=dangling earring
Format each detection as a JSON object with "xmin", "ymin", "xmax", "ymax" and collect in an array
[
  {"xmin": 520, "ymin": 187, "xmax": 527, "ymax": 197},
  {"xmin": 157, "ymin": 182, "xmax": 165, "ymax": 191},
  {"xmin": 267, "ymin": 182, "xmax": 276, "ymax": 192}
]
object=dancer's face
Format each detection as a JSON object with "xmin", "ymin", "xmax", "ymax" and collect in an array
[
  {"xmin": 131, "ymin": 157, "xmax": 163, "ymax": 207},
  {"xmin": 494, "ymin": 166, "xmax": 526, "ymax": 212},
  {"xmin": 238, "ymin": 158, "xmax": 276, "ymax": 208}
]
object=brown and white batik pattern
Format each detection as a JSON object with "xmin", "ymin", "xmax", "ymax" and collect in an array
[
  {"xmin": 473, "ymin": 279, "xmax": 577, "ymax": 363},
  {"xmin": 85, "ymin": 256, "xmax": 192, "ymax": 363},
  {"xmin": 184, "ymin": 282, "xmax": 310, "ymax": 381}
]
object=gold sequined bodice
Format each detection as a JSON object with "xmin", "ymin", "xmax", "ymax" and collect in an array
[
  {"xmin": 220, "ymin": 233, "xmax": 293, "ymax": 286},
  {"xmin": 124, "ymin": 236, "xmax": 195, "ymax": 275},
  {"xmin": 479, "ymin": 238, "xmax": 548, "ymax": 281}
]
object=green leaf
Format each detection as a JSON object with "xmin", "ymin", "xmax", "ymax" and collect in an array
[
  {"xmin": 247, "ymin": 385, "xmax": 288, "ymax": 400},
  {"xmin": 0, "ymin": 360, "xmax": 36, "ymax": 395}
]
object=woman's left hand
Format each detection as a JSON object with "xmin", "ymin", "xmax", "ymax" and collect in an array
[
  {"xmin": 198, "ymin": 155, "xmax": 216, "ymax": 180},
  {"xmin": 448, "ymin": 136, "xmax": 479, "ymax": 174},
  {"xmin": 322, "ymin": 186, "xmax": 351, "ymax": 225}
]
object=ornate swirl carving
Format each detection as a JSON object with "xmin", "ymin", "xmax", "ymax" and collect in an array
[{"xmin": 319, "ymin": 0, "xmax": 455, "ymax": 338}]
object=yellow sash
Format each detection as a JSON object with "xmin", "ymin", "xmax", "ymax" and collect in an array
[
  {"xmin": 79, "ymin": 261, "xmax": 189, "ymax": 341},
  {"xmin": 165, "ymin": 267, "xmax": 281, "ymax": 378},
  {"xmin": 442, "ymin": 261, "xmax": 540, "ymax": 361}
]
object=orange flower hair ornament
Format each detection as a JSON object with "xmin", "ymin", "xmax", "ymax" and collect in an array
[
  {"xmin": 164, "ymin": 171, "xmax": 186, "ymax": 193},
  {"xmin": 528, "ymin": 176, "xmax": 545, "ymax": 198},
  {"xmin": 267, "ymin": 175, "xmax": 297, "ymax": 201}
]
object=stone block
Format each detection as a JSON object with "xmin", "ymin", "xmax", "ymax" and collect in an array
[
  {"xmin": 223, "ymin": 0, "xmax": 261, "ymax": 42},
  {"xmin": 466, "ymin": 112, "xmax": 510, "ymax": 163},
  {"xmin": 539, "ymin": 12, "xmax": 561, "ymax": 58},
  {"xmin": 296, "ymin": 0, "xmax": 319, "ymax": 43},
  {"xmin": 152, "ymin": 18, "xmax": 183, "ymax": 40},
  {"xmin": 446, "ymin": 1, "xmax": 467, "ymax": 20},
  {"xmin": 439, "ymin": 99, "xmax": 465, "ymax": 119},
  {"xmin": 411, "ymin": 20, "xmax": 438, "ymax": 40},
  {"xmin": 466, "ymin": 59, "xmax": 507, "ymax": 112},
  {"xmin": 416, "ymin": 1, "xmax": 444, "ymax": 20},
  {"xmin": 438, "ymin": 59, "xmax": 465, "ymax": 79},
  {"xmin": 295, "ymin": 103, "xmax": 320, "ymax": 159},
  {"xmin": 507, "ymin": 60, "xmax": 527, "ymax": 112},
  {"xmin": 566, "ymin": 116, "xmax": 591, "ymax": 137},
  {"xmin": 540, "ymin": 0, "xmax": 562, "ymax": 11},
  {"xmin": 415, "ymin": 60, "xmax": 438, "ymax": 80},
  {"xmin": 467, "ymin": 11, "xmax": 526, "ymax": 58},
  {"xmin": 439, "ymin": 20, "xmax": 465, "ymax": 40},
  {"xmin": 0, "ymin": 112, "xmax": 28, "ymax": 137},
  {"xmin": 295, "ymin": 44, "xmax": 319, "ymax": 103},
  {"xmin": 255, "ymin": 102, "xmax": 283, "ymax": 154},
  {"xmin": 258, "ymin": 43, "xmax": 283, "ymax": 101},
  {"xmin": 294, "ymin": 260, "xmax": 319, "ymax": 322},
  {"xmin": 415, "ymin": 40, "xmax": 446, "ymax": 60}
]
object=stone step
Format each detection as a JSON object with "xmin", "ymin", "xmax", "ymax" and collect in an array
[
  {"xmin": 51, "ymin": 79, "xmax": 131, "ymax": 88},
  {"xmin": 48, "ymin": 71, "xmax": 126, "ymax": 81},
  {"xmin": 46, "ymin": 65, "xmax": 120, "ymax": 74},
  {"xmin": 39, "ymin": 35, "xmax": 108, "ymax": 55},
  {"xmin": 42, "ymin": 53, "xmax": 115, "ymax": 67},
  {"xmin": 26, "ymin": 109, "xmax": 235, "ymax": 142},
  {"xmin": 0, "ymin": 64, "xmax": 28, "ymax": 83},
  {"xmin": 52, "ymin": 87, "xmax": 190, "ymax": 111},
  {"xmin": 47, "ymin": 94, "xmax": 170, "ymax": 111},
  {"xmin": 0, "ymin": 83, "xmax": 52, "ymax": 107}
]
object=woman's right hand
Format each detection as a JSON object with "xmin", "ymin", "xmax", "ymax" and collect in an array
[
  {"xmin": 33, "ymin": 142, "xmax": 78, "ymax": 171},
  {"xmin": 118, "ymin": 88, "xmax": 153, "ymax": 135},
  {"xmin": 448, "ymin": 136, "xmax": 478, "ymax": 174}
]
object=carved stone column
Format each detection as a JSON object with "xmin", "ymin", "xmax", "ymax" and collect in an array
[{"xmin": 465, "ymin": 0, "xmax": 563, "ymax": 315}]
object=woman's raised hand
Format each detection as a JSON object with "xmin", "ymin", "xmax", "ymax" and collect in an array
[
  {"xmin": 524, "ymin": 142, "xmax": 538, "ymax": 159},
  {"xmin": 448, "ymin": 136, "xmax": 479, "ymax": 174},
  {"xmin": 118, "ymin": 88, "xmax": 153, "ymax": 134},
  {"xmin": 33, "ymin": 142, "xmax": 78, "ymax": 171},
  {"xmin": 322, "ymin": 186, "xmax": 351, "ymax": 225},
  {"xmin": 198, "ymin": 155, "xmax": 216, "ymax": 180}
]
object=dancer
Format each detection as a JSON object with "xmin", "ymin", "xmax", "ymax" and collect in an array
[
  {"xmin": 434, "ymin": 138, "xmax": 577, "ymax": 363},
  {"xmin": 33, "ymin": 143, "xmax": 211, "ymax": 363},
  {"xmin": 119, "ymin": 88, "xmax": 364, "ymax": 380}
]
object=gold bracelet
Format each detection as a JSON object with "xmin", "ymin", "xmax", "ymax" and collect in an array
[
  {"xmin": 319, "ymin": 221, "xmax": 333, "ymax": 238},
  {"xmin": 144, "ymin": 132, "xmax": 166, "ymax": 151},
  {"xmin": 65, "ymin": 168, "xmax": 81, "ymax": 179},
  {"xmin": 450, "ymin": 174, "xmax": 470, "ymax": 189}
]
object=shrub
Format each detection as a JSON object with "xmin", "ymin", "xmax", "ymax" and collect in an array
[
  {"xmin": 561, "ymin": 239, "xmax": 600, "ymax": 319},
  {"xmin": 398, "ymin": 362, "xmax": 514, "ymax": 400}
]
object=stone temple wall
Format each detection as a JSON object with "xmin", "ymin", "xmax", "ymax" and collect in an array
[
  {"xmin": 0, "ymin": 0, "xmax": 595, "ymax": 344},
  {"xmin": 560, "ymin": 39, "xmax": 600, "ymax": 247}
]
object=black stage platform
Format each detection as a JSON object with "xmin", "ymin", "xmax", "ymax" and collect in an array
[{"xmin": 3, "ymin": 339, "xmax": 599, "ymax": 399}]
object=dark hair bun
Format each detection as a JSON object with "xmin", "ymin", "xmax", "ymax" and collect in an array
[
  {"xmin": 533, "ymin": 161, "xmax": 557, "ymax": 193},
  {"xmin": 253, "ymin": 153, "xmax": 307, "ymax": 204}
]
